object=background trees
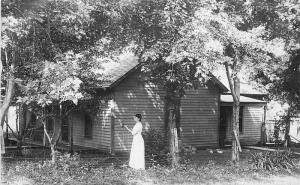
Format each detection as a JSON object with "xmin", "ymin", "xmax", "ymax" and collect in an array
[
  {"xmin": 251, "ymin": 0, "xmax": 300, "ymax": 147},
  {"xmin": 1, "ymin": 0, "xmax": 299, "ymax": 165},
  {"xmin": 159, "ymin": 0, "xmax": 286, "ymax": 164}
]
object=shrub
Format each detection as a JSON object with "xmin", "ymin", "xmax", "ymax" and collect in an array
[
  {"xmin": 249, "ymin": 150, "xmax": 296, "ymax": 172},
  {"xmin": 55, "ymin": 152, "xmax": 81, "ymax": 173},
  {"xmin": 6, "ymin": 156, "xmax": 131, "ymax": 185},
  {"xmin": 143, "ymin": 128, "xmax": 170, "ymax": 166}
]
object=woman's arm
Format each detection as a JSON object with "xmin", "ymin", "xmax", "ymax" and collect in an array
[
  {"xmin": 124, "ymin": 125, "xmax": 133, "ymax": 134},
  {"xmin": 120, "ymin": 122, "xmax": 132, "ymax": 133}
]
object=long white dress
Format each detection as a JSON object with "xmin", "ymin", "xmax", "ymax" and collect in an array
[{"xmin": 129, "ymin": 122, "xmax": 145, "ymax": 170}]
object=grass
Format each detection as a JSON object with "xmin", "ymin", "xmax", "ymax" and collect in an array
[{"xmin": 2, "ymin": 148, "xmax": 300, "ymax": 185}]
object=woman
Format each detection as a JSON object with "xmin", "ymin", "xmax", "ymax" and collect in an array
[{"xmin": 121, "ymin": 114, "xmax": 145, "ymax": 170}]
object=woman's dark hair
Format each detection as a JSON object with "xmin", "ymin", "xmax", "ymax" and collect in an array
[{"xmin": 135, "ymin": 114, "xmax": 142, "ymax": 121}]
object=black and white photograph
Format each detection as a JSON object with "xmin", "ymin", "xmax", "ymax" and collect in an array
[{"xmin": 0, "ymin": 0, "xmax": 300, "ymax": 184}]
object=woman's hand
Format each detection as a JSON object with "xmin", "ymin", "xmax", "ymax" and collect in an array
[
  {"xmin": 120, "ymin": 123, "xmax": 133, "ymax": 134},
  {"xmin": 124, "ymin": 125, "xmax": 133, "ymax": 134}
]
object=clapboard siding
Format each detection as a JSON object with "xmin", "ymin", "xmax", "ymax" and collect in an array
[
  {"xmin": 69, "ymin": 105, "xmax": 111, "ymax": 151},
  {"xmin": 180, "ymin": 84, "xmax": 220, "ymax": 148},
  {"xmin": 224, "ymin": 105, "xmax": 264, "ymax": 145},
  {"xmin": 240, "ymin": 106, "xmax": 264, "ymax": 144},
  {"xmin": 113, "ymin": 71, "xmax": 166, "ymax": 152}
]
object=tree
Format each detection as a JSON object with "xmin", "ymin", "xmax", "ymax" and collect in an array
[
  {"xmin": 159, "ymin": 0, "xmax": 286, "ymax": 164},
  {"xmin": 255, "ymin": 50, "xmax": 300, "ymax": 147},
  {"xmin": 1, "ymin": 0, "xmax": 113, "ymax": 162},
  {"xmin": 77, "ymin": 0, "xmax": 201, "ymax": 167},
  {"xmin": 2, "ymin": 0, "xmax": 290, "ymax": 166},
  {"xmin": 83, "ymin": 0, "xmax": 286, "ymax": 165},
  {"xmin": 250, "ymin": 0, "xmax": 300, "ymax": 147}
]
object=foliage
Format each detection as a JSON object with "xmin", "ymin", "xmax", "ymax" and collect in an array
[
  {"xmin": 251, "ymin": 0, "xmax": 300, "ymax": 113},
  {"xmin": 6, "ymin": 159, "xmax": 129, "ymax": 185},
  {"xmin": 4, "ymin": 148, "xmax": 300, "ymax": 184},
  {"xmin": 273, "ymin": 115, "xmax": 291, "ymax": 146},
  {"xmin": 256, "ymin": 50, "xmax": 300, "ymax": 113},
  {"xmin": 167, "ymin": 0, "xmax": 286, "ymax": 163},
  {"xmin": 273, "ymin": 120, "xmax": 284, "ymax": 146},
  {"xmin": 249, "ymin": 150, "xmax": 297, "ymax": 172},
  {"xmin": 2, "ymin": 0, "xmax": 298, "ymax": 165},
  {"xmin": 54, "ymin": 152, "xmax": 81, "ymax": 173},
  {"xmin": 143, "ymin": 128, "xmax": 170, "ymax": 166}
]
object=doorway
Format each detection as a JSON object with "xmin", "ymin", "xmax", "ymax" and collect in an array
[{"xmin": 219, "ymin": 106, "xmax": 231, "ymax": 147}]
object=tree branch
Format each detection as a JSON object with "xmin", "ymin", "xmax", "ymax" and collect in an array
[
  {"xmin": 0, "ymin": 63, "xmax": 15, "ymax": 126},
  {"xmin": 224, "ymin": 62, "xmax": 238, "ymax": 103},
  {"xmin": 7, "ymin": 123, "xmax": 18, "ymax": 139},
  {"xmin": 43, "ymin": 121, "xmax": 52, "ymax": 144}
]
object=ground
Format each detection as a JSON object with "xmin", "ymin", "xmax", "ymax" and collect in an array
[
  {"xmin": 2, "ymin": 148, "xmax": 300, "ymax": 185},
  {"xmin": 5, "ymin": 174, "xmax": 300, "ymax": 185}
]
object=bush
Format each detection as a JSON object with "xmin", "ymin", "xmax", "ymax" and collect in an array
[
  {"xmin": 249, "ymin": 150, "xmax": 296, "ymax": 172},
  {"xmin": 6, "ymin": 156, "xmax": 131, "ymax": 185},
  {"xmin": 143, "ymin": 128, "xmax": 170, "ymax": 166},
  {"xmin": 55, "ymin": 152, "xmax": 81, "ymax": 173}
]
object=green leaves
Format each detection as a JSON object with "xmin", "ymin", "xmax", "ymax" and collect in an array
[{"xmin": 18, "ymin": 51, "xmax": 84, "ymax": 106}]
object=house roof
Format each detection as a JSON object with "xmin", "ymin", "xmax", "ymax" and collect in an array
[
  {"xmin": 221, "ymin": 95, "xmax": 266, "ymax": 103},
  {"xmin": 213, "ymin": 72, "xmax": 267, "ymax": 96},
  {"xmin": 222, "ymin": 82, "xmax": 267, "ymax": 95},
  {"xmin": 96, "ymin": 53, "xmax": 139, "ymax": 88},
  {"xmin": 97, "ymin": 54, "xmax": 228, "ymax": 91}
]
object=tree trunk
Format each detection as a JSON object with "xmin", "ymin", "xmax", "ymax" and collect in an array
[
  {"xmin": 0, "ymin": 77, "xmax": 15, "ymax": 127},
  {"xmin": 232, "ymin": 77, "xmax": 241, "ymax": 164},
  {"xmin": 225, "ymin": 62, "xmax": 241, "ymax": 164},
  {"xmin": 284, "ymin": 111, "xmax": 291, "ymax": 148},
  {"xmin": 17, "ymin": 139, "xmax": 23, "ymax": 150},
  {"xmin": 169, "ymin": 108, "xmax": 179, "ymax": 168},
  {"xmin": 0, "ymin": 3, "xmax": 3, "ymax": 183},
  {"xmin": 0, "ymin": 77, "xmax": 15, "ymax": 159},
  {"xmin": 50, "ymin": 144, "xmax": 56, "ymax": 164},
  {"xmin": 232, "ymin": 100, "xmax": 240, "ymax": 163},
  {"xmin": 43, "ymin": 121, "xmax": 57, "ymax": 163},
  {"xmin": 69, "ymin": 117, "xmax": 73, "ymax": 153},
  {"xmin": 261, "ymin": 106, "xmax": 267, "ymax": 145},
  {"xmin": 165, "ymin": 88, "xmax": 180, "ymax": 168}
]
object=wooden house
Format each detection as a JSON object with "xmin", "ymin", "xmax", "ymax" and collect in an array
[
  {"xmin": 219, "ymin": 82, "xmax": 267, "ymax": 146},
  {"xmin": 61, "ymin": 55, "xmax": 228, "ymax": 153},
  {"xmin": 23, "ymin": 55, "xmax": 267, "ymax": 153}
]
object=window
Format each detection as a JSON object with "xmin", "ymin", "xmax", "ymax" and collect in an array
[
  {"xmin": 30, "ymin": 113, "xmax": 37, "ymax": 126},
  {"xmin": 46, "ymin": 118, "xmax": 54, "ymax": 132},
  {"xmin": 84, "ymin": 114, "xmax": 93, "ymax": 138},
  {"xmin": 239, "ymin": 106, "xmax": 244, "ymax": 134}
]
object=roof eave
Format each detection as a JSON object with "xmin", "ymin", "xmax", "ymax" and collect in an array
[
  {"xmin": 108, "ymin": 63, "xmax": 143, "ymax": 89},
  {"xmin": 209, "ymin": 74, "xmax": 229, "ymax": 92},
  {"xmin": 222, "ymin": 92, "xmax": 268, "ymax": 96}
]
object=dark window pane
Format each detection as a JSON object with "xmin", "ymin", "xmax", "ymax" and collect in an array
[
  {"xmin": 47, "ymin": 118, "xmax": 54, "ymax": 131},
  {"xmin": 84, "ymin": 114, "xmax": 93, "ymax": 138},
  {"xmin": 239, "ymin": 106, "xmax": 243, "ymax": 133}
]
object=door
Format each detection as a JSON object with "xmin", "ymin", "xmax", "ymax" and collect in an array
[{"xmin": 219, "ymin": 106, "xmax": 228, "ymax": 147}]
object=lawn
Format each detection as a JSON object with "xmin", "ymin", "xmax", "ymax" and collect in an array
[{"xmin": 2, "ymin": 148, "xmax": 300, "ymax": 185}]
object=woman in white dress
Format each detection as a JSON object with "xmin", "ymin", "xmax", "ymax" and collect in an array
[{"xmin": 122, "ymin": 114, "xmax": 145, "ymax": 170}]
